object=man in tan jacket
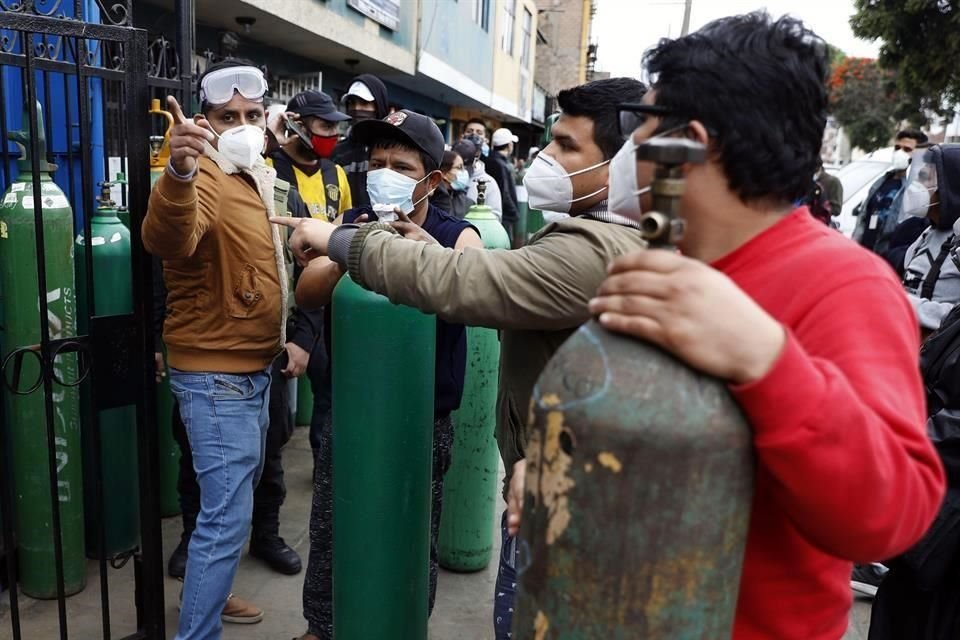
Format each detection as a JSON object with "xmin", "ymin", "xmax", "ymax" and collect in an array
[
  {"xmin": 274, "ymin": 77, "xmax": 648, "ymax": 640},
  {"xmin": 143, "ymin": 61, "xmax": 289, "ymax": 640}
]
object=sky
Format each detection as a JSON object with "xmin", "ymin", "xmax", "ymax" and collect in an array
[{"xmin": 593, "ymin": 0, "xmax": 881, "ymax": 80}]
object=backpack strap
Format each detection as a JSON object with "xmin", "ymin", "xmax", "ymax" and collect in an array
[
  {"xmin": 320, "ymin": 159, "xmax": 340, "ymax": 221},
  {"xmin": 921, "ymin": 234, "xmax": 955, "ymax": 300}
]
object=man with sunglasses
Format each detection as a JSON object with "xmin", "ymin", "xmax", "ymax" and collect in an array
[
  {"xmin": 506, "ymin": 13, "xmax": 943, "ymax": 640},
  {"xmin": 274, "ymin": 76, "xmax": 648, "ymax": 640},
  {"xmin": 144, "ymin": 60, "xmax": 299, "ymax": 639}
]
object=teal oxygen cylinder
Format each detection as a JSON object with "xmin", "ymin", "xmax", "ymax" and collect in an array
[{"xmin": 331, "ymin": 273, "xmax": 436, "ymax": 639}]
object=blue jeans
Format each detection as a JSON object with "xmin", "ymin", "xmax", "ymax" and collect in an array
[
  {"xmin": 169, "ymin": 369, "xmax": 271, "ymax": 640},
  {"xmin": 494, "ymin": 509, "xmax": 519, "ymax": 639}
]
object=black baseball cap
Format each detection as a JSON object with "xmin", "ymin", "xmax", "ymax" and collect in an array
[
  {"xmin": 286, "ymin": 90, "xmax": 350, "ymax": 122},
  {"xmin": 351, "ymin": 110, "xmax": 445, "ymax": 169}
]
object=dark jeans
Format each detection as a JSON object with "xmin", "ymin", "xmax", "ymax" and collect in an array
[
  {"xmin": 302, "ymin": 414, "xmax": 454, "ymax": 638},
  {"xmin": 494, "ymin": 510, "xmax": 520, "ymax": 639},
  {"xmin": 173, "ymin": 357, "xmax": 294, "ymax": 541}
]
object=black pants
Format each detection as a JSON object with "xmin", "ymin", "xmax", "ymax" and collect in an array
[
  {"xmin": 173, "ymin": 358, "xmax": 294, "ymax": 541},
  {"xmin": 302, "ymin": 414, "xmax": 454, "ymax": 638}
]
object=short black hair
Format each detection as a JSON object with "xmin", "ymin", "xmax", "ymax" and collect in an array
[
  {"xmin": 494, "ymin": 143, "xmax": 511, "ymax": 152},
  {"xmin": 198, "ymin": 58, "xmax": 262, "ymax": 114},
  {"xmin": 440, "ymin": 150, "xmax": 461, "ymax": 173},
  {"xmin": 557, "ymin": 77, "xmax": 647, "ymax": 159},
  {"xmin": 465, "ymin": 118, "xmax": 487, "ymax": 131},
  {"xmin": 896, "ymin": 129, "xmax": 928, "ymax": 145},
  {"xmin": 370, "ymin": 135, "xmax": 439, "ymax": 175},
  {"xmin": 453, "ymin": 139, "xmax": 478, "ymax": 170},
  {"xmin": 644, "ymin": 12, "xmax": 828, "ymax": 205}
]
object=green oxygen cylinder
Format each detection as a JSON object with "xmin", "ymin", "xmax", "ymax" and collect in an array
[
  {"xmin": 332, "ymin": 273, "xmax": 435, "ymax": 640},
  {"xmin": 296, "ymin": 374, "xmax": 314, "ymax": 425},
  {"xmin": 438, "ymin": 183, "xmax": 509, "ymax": 572},
  {"xmin": 76, "ymin": 179, "xmax": 139, "ymax": 557},
  {"xmin": 0, "ymin": 102, "xmax": 85, "ymax": 598},
  {"xmin": 513, "ymin": 139, "xmax": 754, "ymax": 639}
]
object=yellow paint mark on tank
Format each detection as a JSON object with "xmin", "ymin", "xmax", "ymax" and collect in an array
[
  {"xmin": 533, "ymin": 611, "xmax": 550, "ymax": 640},
  {"xmin": 540, "ymin": 393, "xmax": 561, "ymax": 408},
  {"xmin": 540, "ymin": 410, "xmax": 575, "ymax": 544},
  {"xmin": 584, "ymin": 462, "xmax": 593, "ymax": 473},
  {"xmin": 598, "ymin": 452, "xmax": 622, "ymax": 473}
]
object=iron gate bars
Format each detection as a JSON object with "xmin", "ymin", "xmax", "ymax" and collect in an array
[{"xmin": 0, "ymin": 6, "xmax": 164, "ymax": 640}]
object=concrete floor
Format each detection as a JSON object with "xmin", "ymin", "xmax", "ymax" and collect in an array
[{"xmin": 0, "ymin": 426, "xmax": 872, "ymax": 639}]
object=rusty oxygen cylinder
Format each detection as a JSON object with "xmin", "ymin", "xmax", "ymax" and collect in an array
[{"xmin": 513, "ymin": 138, "xmax": 755, "ymax": 639}]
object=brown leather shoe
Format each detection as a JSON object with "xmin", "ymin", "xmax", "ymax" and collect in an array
[{"xmin": 221, "ymin": 593, "xmax": 263, "ymax": 624}]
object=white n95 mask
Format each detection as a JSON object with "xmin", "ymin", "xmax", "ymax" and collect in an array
[
  {"xmin": 522, "ymin": 152, "xmax": 608, "ymax": 213},
  {"xmin": 215, "ymin": 124, "xmax": 265, "ymax": 170},
  {"xmin": 608, "ymin": 136, "xmax": 651, "ymax": 220}
]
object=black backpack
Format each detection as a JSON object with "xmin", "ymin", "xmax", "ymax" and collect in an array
[{"xmin": 895, "ymin": 305, "xmax": 960, "ymax": 590}]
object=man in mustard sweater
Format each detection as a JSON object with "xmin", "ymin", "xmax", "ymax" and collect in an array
[{"xmin": 143, "ymin": 61, "xmax": 288, "ymax": 639}]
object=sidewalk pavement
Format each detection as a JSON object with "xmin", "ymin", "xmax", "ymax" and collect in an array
[{"xmin": 0, "ymin": 426, "xmax": 872, "ymax": 639}]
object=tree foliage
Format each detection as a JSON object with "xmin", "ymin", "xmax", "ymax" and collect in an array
[
  {"xmin": 829, "ymin": 57, "xmax": 901, "ymax": 151},
  {"xmin": 851, "ymin": 0, "xmax": 960, "ymax": 116}
]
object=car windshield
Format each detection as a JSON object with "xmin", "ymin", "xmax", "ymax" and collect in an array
[{"xmin": 836, "ymin": 160, "xmax": 890, "ymax": 204}]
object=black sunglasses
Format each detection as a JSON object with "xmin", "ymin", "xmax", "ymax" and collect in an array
[{"xmin": 618, "ymin": 103, "xmax": 672, "ymax": 137}]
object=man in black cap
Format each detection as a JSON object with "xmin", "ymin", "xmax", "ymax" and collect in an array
[
  {"xmin": 268, "ymin": 91, "xmax": 352, "ymax": 466},
  {"xmin": 270, "ymin": 90, "xmax": 353, "ymax": 222},
  {"xmin": 290, "ymin": 110, "xmax": 482, "ymax": 640}
]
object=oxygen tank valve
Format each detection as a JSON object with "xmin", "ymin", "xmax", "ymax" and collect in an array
[
  {"xmin": 635, "ymin": 137, "xmax": 706, "ymax": 248},
  {"xmin": 96, "ymin": 173, "xmax": 128, "ymax": 210},
  {"xmin": 477, "ymin": 179, "xmax": 487, "ymax": 206}
]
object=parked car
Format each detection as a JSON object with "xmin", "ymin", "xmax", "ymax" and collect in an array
[{"xmin": 833, "ymin": 147, "xmax": 897, "ymax": 237}]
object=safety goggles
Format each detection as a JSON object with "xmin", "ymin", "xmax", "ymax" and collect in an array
[
  {"xmin": 618, "ymin": 103, "xmax": 672, "ymax": 137},
  {"xmin": 199, "ymin": 66, "xmax": 268, "ymax": 106}
]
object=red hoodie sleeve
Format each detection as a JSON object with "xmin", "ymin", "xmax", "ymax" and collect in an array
[{"xmin": 731, "ymin": 275, "xmax": 945, "ymax": 562}]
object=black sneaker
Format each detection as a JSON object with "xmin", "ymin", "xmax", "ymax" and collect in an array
[{"xmin": 851, "ymin": 563, "xmax": 888, "ymax": 597}]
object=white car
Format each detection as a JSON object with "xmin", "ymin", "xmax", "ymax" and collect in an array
[{"xmin": 832, "ymin": 147, "xmax": 898, "ymax": 237}]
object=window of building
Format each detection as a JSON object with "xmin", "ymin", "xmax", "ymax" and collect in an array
[
  {"xmin": 520, "ymin": 7, "xmax": 532, "ymax": 68},
  {"xmin": 501, "ymin": 0, "xmax": 516, "ymax": 55},
  {"xmin": 472, "ymin": 0, "xmax": 490, "ymax": 31}
]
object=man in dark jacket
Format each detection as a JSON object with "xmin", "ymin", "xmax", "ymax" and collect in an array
[{"xmin": 331, "ymin": 74, "xmax": 390, "ymax": 209}]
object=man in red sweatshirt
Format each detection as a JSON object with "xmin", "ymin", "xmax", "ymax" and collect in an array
[{"xmin": 507, "ymin": 12, "xmax": 946, "ymax": 640}]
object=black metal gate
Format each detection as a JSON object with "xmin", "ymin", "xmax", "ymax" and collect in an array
[{"xmin": 0, "ymin": 1, "xmax": 174, "ymax": 638}]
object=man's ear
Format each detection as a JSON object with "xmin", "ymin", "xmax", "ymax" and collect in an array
[
  {"xmin": 426, "ymin": 169, "xmax": 444, "ymax": 194},
  {"xmin": 687, "ymin": 120, "xmax": 710, "ymax": 146}
]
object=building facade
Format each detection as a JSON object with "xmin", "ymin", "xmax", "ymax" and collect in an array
[
  {"xmin": 534, "ymin": 0, "xmax": 596, "ymax": 107},
  {"xmin": 135, "ymin": 0, "xmax": 539, "ymax": 143}
]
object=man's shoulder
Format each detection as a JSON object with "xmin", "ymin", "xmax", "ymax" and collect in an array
[{"xmin": 534, "ymin": 216, "xmax": 647, "ymax": 251}]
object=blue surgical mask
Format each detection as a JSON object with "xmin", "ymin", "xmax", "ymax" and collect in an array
[
  {"xmin": 451, "ymin": 169, "xmax": 470, "ymax": 192},
  {"xmin": 366, "ymin": 168, "xmax": 429, "ymax": 218}
]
